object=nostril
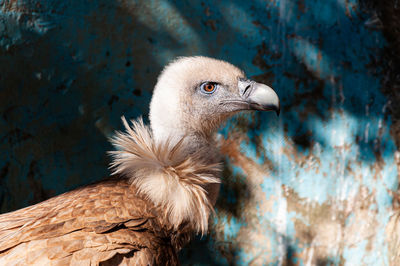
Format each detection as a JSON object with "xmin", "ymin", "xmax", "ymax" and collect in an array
[{"xmin": 243, "ymin": 84, "xmax": 251, "ymax": 96}]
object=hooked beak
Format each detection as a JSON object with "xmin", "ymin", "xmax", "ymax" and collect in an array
[{"xmin": 222, "ymin": 79, "xmax": 280, "ymax": 115}]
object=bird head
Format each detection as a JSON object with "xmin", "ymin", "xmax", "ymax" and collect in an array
[{"xmin": 149, "ymin": 56, "xmax": 280, "ymax": 143}]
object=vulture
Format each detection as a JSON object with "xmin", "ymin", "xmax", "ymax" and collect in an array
[{"xmin": 0, "ymin": 56, "xmax": 280, "ymax": 265}]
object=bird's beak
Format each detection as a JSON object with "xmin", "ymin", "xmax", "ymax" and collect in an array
[{"xmin": 237, "ymin": 78, "xmax": 280, "ymax": 115}]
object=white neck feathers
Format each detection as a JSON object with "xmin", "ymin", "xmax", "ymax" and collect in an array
[{"xmin": 109, "ymin": 117, "xmax": 221, "ymax": 234}]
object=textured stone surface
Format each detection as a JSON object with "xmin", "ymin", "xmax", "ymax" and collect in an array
[{"xmin": 1, "ymin": 0, "xmax": 399, "ymax": 265}]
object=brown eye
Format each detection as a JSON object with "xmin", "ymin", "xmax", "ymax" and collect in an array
[
  {"xmin": 205, "ymin": 84, "xmax": 214, "ymax": 92},
  {"xmin": 200, "ymin": 82, "xmax": 218, "ymax": 94}
]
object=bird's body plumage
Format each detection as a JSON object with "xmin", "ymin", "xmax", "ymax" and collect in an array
[
  {"xmin": 0, "ymin": 56, "xmax": 280, "ymax": 265},
  {"xmin": 0, "ymin": 179, "xmax": 177, "ymax": 265}
]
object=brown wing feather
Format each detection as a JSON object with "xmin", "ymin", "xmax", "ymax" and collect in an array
[{"xmin": 0, "ymin": 178, "xmax": 180, "ymax": 265}]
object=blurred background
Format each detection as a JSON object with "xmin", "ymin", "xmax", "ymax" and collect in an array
[{"xmin": 0, "ymin": 0, "xmax": 399, "ymax": 264}]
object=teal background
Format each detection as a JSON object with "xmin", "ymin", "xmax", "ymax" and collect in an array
[{"xmin": 1, "ymin": 0, "xmax": 399, "ymax": 264}]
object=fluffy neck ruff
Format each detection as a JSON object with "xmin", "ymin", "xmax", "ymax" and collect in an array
[{"xmin": 109, "ymin": 117, "xmax": 221, "ymax": 234}]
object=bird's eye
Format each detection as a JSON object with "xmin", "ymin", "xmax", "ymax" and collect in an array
[{"xmin": 200, "ymin": 82, "xmax": 218, "ymax": 94}]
